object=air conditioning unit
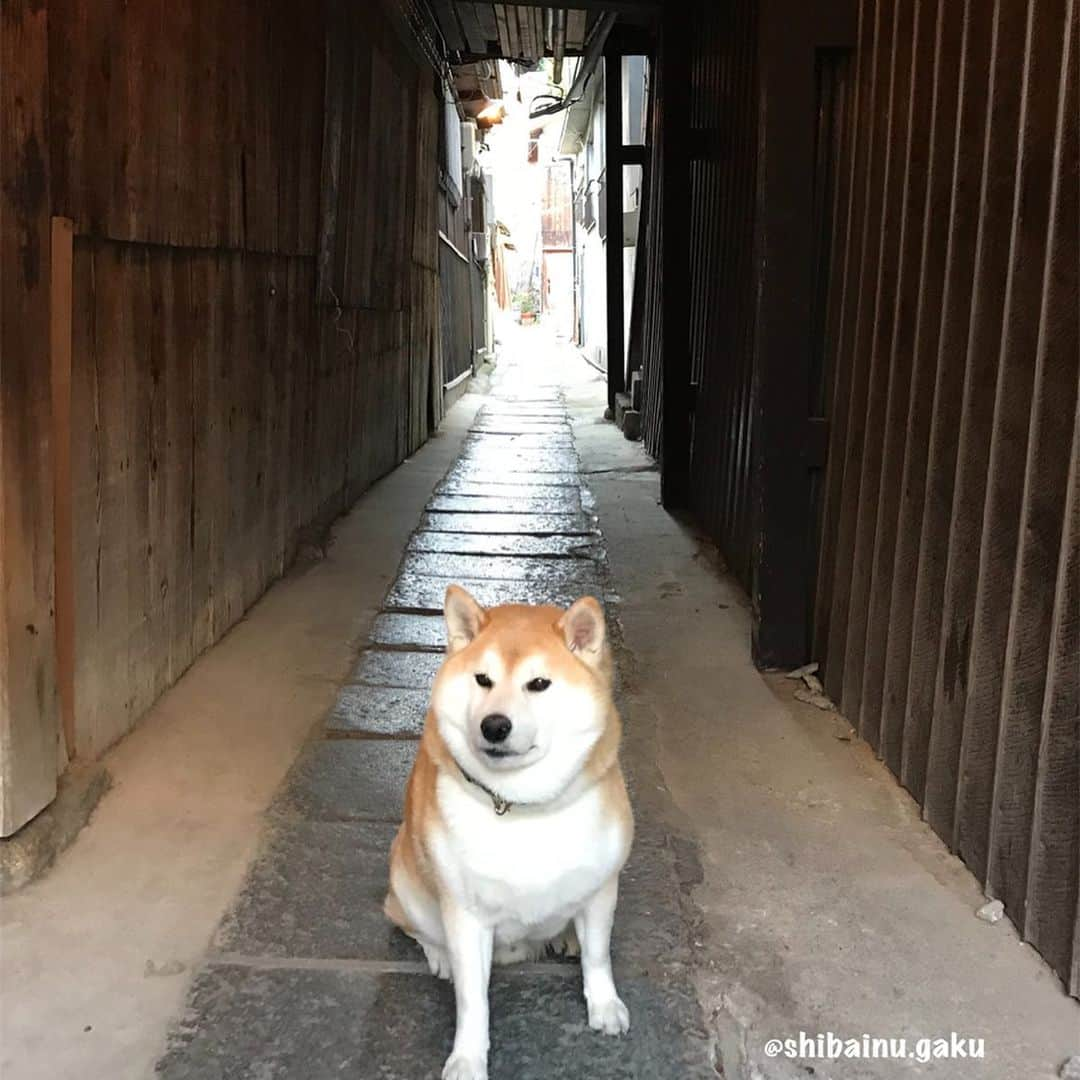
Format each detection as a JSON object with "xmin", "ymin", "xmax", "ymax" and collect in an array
[{"xmin": 461, "ymin": 121, "xmax": 478, "ymax": 173}]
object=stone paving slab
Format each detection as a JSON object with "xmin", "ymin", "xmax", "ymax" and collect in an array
[
  {"xmin": 369, "ymin": 612, "xmax": 447, "ymax": 649},
  {"xmin": 442, "ymin": 465, "xmax": 582, "ymax": 488},
  {"xmin": 398, "ymin": 551, "xmax": 598, "ymax": 585},
  {"xmin": 408, "ymin": 530, "xmax": 600, "ymax": 558},
  {"xmin": 158, "ymin": 965, "xmax": 714, "ymax": 1080},
  {"xmin": 435, "ymin": 478, "xmax": 582, "ymax": 500},
  {"xmin": 613, "ymin": 828, "xmax": 693, "ymax": 970},
  {"xmin": 326, "ymin": 685, "xmax": 427, "ymax": 736},
  {"xmin": 463, "ymin": 432, "xmax": 575, "ymax": 449},
  {"xmin": 156, "ymin": 380, "xmax": 718, "ymax": 1080},
  {"xmin": 455, "ymin": 448, "xmax": 580, "ymax": 473},
  {"xmin": 349, "ymin": 649, "xmax": 443, "ymax": 689},
  {"xmin": 475, "ymin": 411, "xmax": 567, "ymax": 422},
  {"xmin": 427, "ymin": 491, "xmax": 582, "ymax": 514},
  {"xmin": 419, "ymin": 512, "xmax": 596, "ymax": 536},
  {"xmin": 470, "ymin": 421, "xmax": 571, "ymax": 433},
  {"xmin": 385, "ymin": 573, "xmax": 591, "ymax": 613},
  {"xmin": 274, "ymin": 740, "xmax": 417, "ymax": 822},
  {"xmin": 212, "ymin": 820, "xmax": 417, "ymax": 961}
]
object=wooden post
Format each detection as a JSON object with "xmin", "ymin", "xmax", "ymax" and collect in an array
[
  {"xmin": 750, "ymin": 0, "xmax": 855, "ymax": 668},
  {"xmin": 1, "ymin": 0, "xmax": 59, "ymax": 835},
  {"xmin": 604, "ymin": 52, "xmax": 625, "ymax": 414},
  {"xmin": 660, "ymin": 3, "xmax": 691, "ymax": 507}
]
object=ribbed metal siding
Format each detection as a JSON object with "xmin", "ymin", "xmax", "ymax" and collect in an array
[
  {"xmin": 438, "ymin": 234, "xmax": 475, "ymax": 385},
  {"xmin": 685, "ymin": 0, "xmax": 759, "ymax": 588},
  {"xmin": 814, "ymin": 0, "xmax": 1079, "ymax": 996},
  {"xmin": 637, "ymin": 55, "xmax": 665, "ymax": 463}
]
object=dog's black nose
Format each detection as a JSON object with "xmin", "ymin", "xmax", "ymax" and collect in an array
[{"xmin": 480, "ymin": 714, "xmax": 512, "ymax": 743}]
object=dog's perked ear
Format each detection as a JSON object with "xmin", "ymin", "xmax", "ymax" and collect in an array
[
  {"xmin": 444, "ymin": 585, "xmax": 487, "ymax": 653},
  {"xmin": 559, "ymin": 596, "xmax": 606, "ymax": 665}
]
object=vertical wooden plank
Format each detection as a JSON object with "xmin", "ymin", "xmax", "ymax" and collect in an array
[
  {"xmin": 1021, "ymin": 403, "xmax": 1080, "ymax": 995},
  {"xmin": 839, "ymin": 0, "xmax": 916, "ymax": 727},
  {"xmin": 979, "ymin": 0, "xmax": 1077, "ymax": 912},
  {"xmin": 1, "ymin": 0, "xmax": 59, "ymax": 833},
  {"xmin": 856, "ymin": 0, "xmax": 937, "ymax": 750},
  {"xmin": 79, "ymin": 242, "xmax": 134, "ymax": 754},
  {"xmin": 823, "ymin": 0, "xmax": 892, "ymax": 695},
  {"xmin": 51, "ymin": 219, "xmax": 77, "ymax": 763},
  {"xmin": 877, "ymin": 0, "xmax": 966, "ymax": 774},
  {"xmin": 921, "ymin": 0, "xmax": 1049, "ymax": 842},
  {"xmin": 814, "ymin": 0, "xmax": 873, "ymax": 670},
  {"xmin": 900, "ymin": 0, "xmax": 997, "ymax": 799},
  {"xmin": 69, "ymin": 241, "xmax": 98, "ymax": 757},
  {"xmin": 189, "ymin": 254, "xmax": 213, "ymax": 657},
  {"xmin": 495, "ymin": 5, "xmax": 512, "ymax": 57},
  {"xmin": 124, "ymin": 246, "xmax": 153, "ymax": 730},
  {"xmin": 319, "ymin": 0, "xmax": 347, "ymax": 304},
  {"xmin": 145, "ymin": 249, "xmax": 170, "ymax": 705},
  {"xmin": 164, "ymin": 252, "xmax": 194, "ymax": 684}
]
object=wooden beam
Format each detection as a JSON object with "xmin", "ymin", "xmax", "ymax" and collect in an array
[
  {"xmin": 604, "ymin": 54, "xmax": 625, "ymax": 412},
  {"xmin": 1, "ymin": 0, "xmax": 59, "ymax": 835},
  {"xmin": 565, "ymin": 9, "xmax": 588, "ymax": 50},
  {"xmin": 660, "ymin": 3, "xmax": 691, "ymax": 507}
]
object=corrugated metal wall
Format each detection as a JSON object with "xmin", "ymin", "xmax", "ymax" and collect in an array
[
  {"xmin": 439, "ymin": 235, "xmax": 476, "ymax": 386},
  {"xmin": 814, "ymin": 0, "xmax": 1079, "ymax": 995},
  {"xmin": 684, "ymin": 0, "xmax": 759, "ymax": 589}
]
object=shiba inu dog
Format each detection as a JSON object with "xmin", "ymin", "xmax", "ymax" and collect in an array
[{"xmin": 384, "ymin": 585, "xmax": 634, "ymax": 1080}]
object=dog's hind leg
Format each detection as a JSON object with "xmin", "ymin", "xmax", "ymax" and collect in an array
[
  {"xmin": 422, "ymin": 942, "xmax": 453, "ymax": 980},
  {"xmin": 493, "ymin": 940, "xmax": 545, "ymax": 965},
  {"xmin": 546, "ymin": 921, "xmax": 580, "ymax": 958}
]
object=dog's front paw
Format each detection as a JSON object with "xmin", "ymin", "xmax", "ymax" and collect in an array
[
  {"xmin": 442, "ymin": 1053, "xmax": 487, "ymax": 1080},
  {"xmin": 587, "ymin": 994, "xmax": 630, "ymax": 1036}
]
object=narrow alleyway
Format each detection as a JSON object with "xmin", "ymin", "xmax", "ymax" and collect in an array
[
  {"xmin": 154, "ymin": 339, "xmax": 716, "ymax": 1078},
  {"xmin": 5, "ymin": 334, "xmax": 1078, "ymax": 1079}
]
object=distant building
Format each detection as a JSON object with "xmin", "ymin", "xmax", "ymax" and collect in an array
[{"xmin": 559, "ymin": 56, "xmax": 648, "ymax": 375}]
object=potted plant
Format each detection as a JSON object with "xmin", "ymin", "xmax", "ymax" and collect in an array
[{"xmin": 515, "ymin": 289, "xmax": 538, "ymax": 324}]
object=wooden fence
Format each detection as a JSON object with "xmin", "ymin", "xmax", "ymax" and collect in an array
[
  {"xmin": 1, "ymin": 0, "xmax": 442, "ymax": 831},
  {"xmin": 813, "ymin": 0, "xmax": 1079, "ymax": 995}
]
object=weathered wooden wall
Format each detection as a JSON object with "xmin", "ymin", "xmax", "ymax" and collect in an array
[
  {"xmin": 1, "ymin": 0, "xmax": 61, "ymax": 835},
  {"xmin": 0, "ymin": 0, "xmax": 443, "ymax": 775},
  {"xmin": 814, "ymin": 0, "xmax": 1079, "ymax": 995}
]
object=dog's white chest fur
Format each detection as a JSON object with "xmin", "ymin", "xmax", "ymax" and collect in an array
[{"xmin": 433, "ymin": 774, "xmax": 629, "ymax": 942}]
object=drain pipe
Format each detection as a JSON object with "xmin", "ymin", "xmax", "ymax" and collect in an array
[
  {"xmin": 529, "ymin": 12, "xmax": 615, "ymax": 119},
  {"xmin": 552, "ymin": 9, "xmax": 567, "ymax": 84}
]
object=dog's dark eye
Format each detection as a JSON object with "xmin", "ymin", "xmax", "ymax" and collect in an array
[
  {"xmin": 526, "ymin": 677, "xmax": 551, "ymax": 693},
  {"xmin": 475, "ymin": 673, "xmax": 493, "ymax": 689}
]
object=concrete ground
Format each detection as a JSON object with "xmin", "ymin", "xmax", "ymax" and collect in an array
[{"xmin": 3, "ymin": 328, "xmax": 1078, "ymax": 1079}]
